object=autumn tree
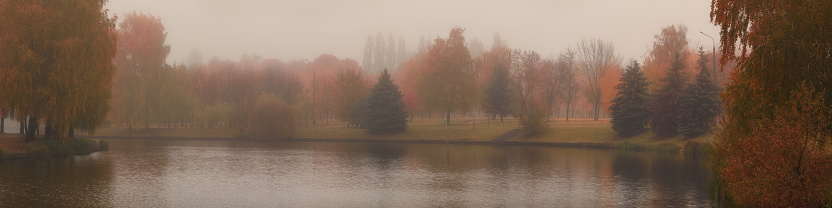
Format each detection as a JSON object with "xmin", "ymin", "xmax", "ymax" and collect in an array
[
  {"xmin": 474, "ymin": 44, "xmax": 512, "ymax": 104},
  {"xmin": 577, "ymin": 38, "xmax": 618, "ymax": 121},
  {"xmin": 555, "ymin": 49, "xmax": 579, "ymax": 121},
  {"xmin": 710, "ymin": 0, "xmax": 832, "ymax": 206},
  {"xmin": 252, "ymin": 94, "xmax": 295, "ymax": 140},
  {"xmin": 609, "ymin": 61, "xmax": 650, "ymax": 137},
  {"xmin": 650, "ymin": 53, "xmax": 688, "ymax": 137},
  {"xmin": 0, "ymin": 0, "xmax": 118, "ymax": 141},
  {"xmin": 418, "ymin": 27, "xmax": 477, "ymax": 125},
  {"xmin": 511, "ymin": 50, "xmax": 547, "ymax": 114},
  {"xmin": 677, "ymin": 48, "xmax": 720, "ymax": 139},
  {"xmin": 112, "ymin": 12, "xmax": 171, "ymax": 130},
  {"xmin": 541, "ymin": 59, "xmax": 560, "ymax": 120},
  {"xmin": 483, "ymin": 62, "xmax": 513, "ymax": 122},
  {"xmin": 334, "ymin": 69, "xmax": 369, "ymax": 127},
  {"xmin": 365, "ymin": 69, "xmax": 408, "ymax": 134},
  {"xmin": 643, "ymin": 24, "xmax": 690, "ymax": 92}
]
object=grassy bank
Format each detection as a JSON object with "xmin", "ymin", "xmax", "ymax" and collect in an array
[
  {"xmin": 509, "ymin": 121, "xmax": 713, "ymax": 149},
  {"xmin": 89, "ymin": 118, "xmax": 715, "ymax": 153},
  {"xmin": 0, "ymin": 134, "xmax": 106, "ymax": 159}
]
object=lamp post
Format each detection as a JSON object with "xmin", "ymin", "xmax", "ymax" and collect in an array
[
  {"xmin": 305, "ymin": 59, "xmax": 316, "ymax": 125},
  {"xmin": 699, "ymin": 32, "xmax": 718, "ymax": 86}
]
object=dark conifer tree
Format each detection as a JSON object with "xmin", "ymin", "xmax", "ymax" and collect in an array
[
  {"xmin": 610, "ymin": 61, "xmax": 651, "ymax": 137},
  {"xmin": 483, "ymin": 64, "xmax": 513, "ymax": 122},
  {"xmin": 365, "ymin": 69, "xmax": 408, "ymax": 134},
  {"xmin": 678, "ymin": 48, "xmax": 721, "ymax": 138},
  {"xmin": 650, "ymin": 53, "xmax": 688, "ymax": 137}
]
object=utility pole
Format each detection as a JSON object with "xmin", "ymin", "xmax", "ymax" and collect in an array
[
  {"xmin": 701, "ymin": 31, "xmax": 722, "ymax": 125},
  {"xmin": 700, "ymin": 32, "xmax": 718, "ymax": 86},
  {"xmin": 305, "ymin": 59, "xmax": 316, "ymax": 125}
]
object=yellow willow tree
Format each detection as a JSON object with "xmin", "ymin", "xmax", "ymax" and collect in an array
[
  {"xmin": 417, "ymin": 27, "xmax": 477, "ymax": 125},
  {"xmin": 0, "ymin": 0, "xmax": 117, "ymax": 141}
]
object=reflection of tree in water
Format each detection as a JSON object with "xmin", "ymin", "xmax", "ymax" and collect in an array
[
  {"xmin": 364, "ymin": 143, "xmax": 406, "ymax": 170},
  {"xmin": 646, "ymin": 155, "xmax": 710, "ymax": 207},
  {"xmin": 0, "ymin": 154, "xmax": 116, "ymax": 207},
  {"xmin": 612, "ymin": 153, "xmax": 648, "ymax": 183}
]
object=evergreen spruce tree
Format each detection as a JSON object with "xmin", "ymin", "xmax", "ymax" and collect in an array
[
  {"xmin": 483, "ymin": 64, "xmax": 513, "ymax": 122},
  {"xmin": 610, "ymin": 61, "xmax": 651, "ymax": 137},
  {"xmin": 677, "ymin": 48, "xmax": 721, "ymax": 139},
  {"xmin": 365, "ymin": 69, "xmax": 408, "ymax": 134},
  {"xmin": 650, "ymin": 53, "xmax": 689, "ymax": 137}
]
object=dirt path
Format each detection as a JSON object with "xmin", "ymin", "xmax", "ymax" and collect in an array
[{"xmin": 490, "ymin": 129, "xmax": 521, "ymax": 142}]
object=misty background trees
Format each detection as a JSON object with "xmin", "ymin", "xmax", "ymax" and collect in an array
[{"xmin": 0, "ymin": 0, "xmax": 734, "ymax": 142}]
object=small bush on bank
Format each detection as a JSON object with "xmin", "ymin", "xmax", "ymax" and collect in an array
[
  {"xmin": 683, "ymin": 141, "xmax": 710, "ymax": 157},
  {"xmin": 68, "ymin": 139, "xmax": 94, "ymax": 155},
  {"xmin": 252, "ymin": 95, "xmax": 296, "ymax": 140},
  {"xmin": 25, "ymin": 143, "xmax": 50, "ymax": 158},
  {"xmin": 615, "ymin": 142, "xmax": 641, "ymax": 151},
  {"xmin": 520, "ymin": 106, "xmax": 548, "ymax": 136},
  {"xmin": 647, "ymin": 143, "xmax": 680, "ymax": 153},
  {"xmin": 37, "ymin": 139, "xmax": 75, "ymax": 156},
  {"xmin": 99, "ymin": 140, "xmax": 109, "ymax": 151}
]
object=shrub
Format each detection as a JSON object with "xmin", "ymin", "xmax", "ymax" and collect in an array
[
  {"xmin": 252, "ymin": 95, "xmax": 296, "ymax": 140},
  {"xmin": 68, "ymin": 139, "xmax": 93, "ymax": 155},
  {"xmin": 25, "ymin": 143, "xmax": 50, "ymax": 158},
  {"xmin": 98, "ymin": 140, "xmax": 109, "ymax": 151},
  {"xmin": 615, "ymin": 142, "xmax": 641, "ymax": 152},
  {"xmin": 646, "ymin": 143, "xmax": 680, "ymax": 153},
  {"xmin": 37, "ymin": 139, "xmax": 74, "ymax": 156},
  {"xmin": 683, "ymin": 141, "xmax": 710, "ymax": 157},
  {"xmin": 520, "ymin": 106, "xmax": 548, "ymax": 136}
]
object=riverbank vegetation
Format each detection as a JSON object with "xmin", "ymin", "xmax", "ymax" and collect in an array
[
  {"xmin": 0, "ymin": 134, "xmax": 105, "ymax": 159},
  {"xmin": 0, "ymin": 2, "xmax": 735, "ymax": 150},
  {"xmin": 708, "ymin": 0, "xmax": 832, "ymax": 206}
]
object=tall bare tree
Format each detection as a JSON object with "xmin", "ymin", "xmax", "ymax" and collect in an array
[
  {"xmin": 556, "ymin": 49, "xmax": 579, "ymax": 121},
  {"xmin": 577, "ymin": 38, "xmax": 618, "ymax": 121}
]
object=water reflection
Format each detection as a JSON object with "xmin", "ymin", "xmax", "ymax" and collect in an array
[
  {"xmin": 0, "ymin": 140, "xmax": 710, "ymax": 207},
  {"xmin": 0, "ymin": 154, "xmax": 115, "ymax": 207}
]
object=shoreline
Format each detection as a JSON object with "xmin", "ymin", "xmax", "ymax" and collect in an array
[
  {"xmin": 1, "ymin": 144, "xmax": 103, "ymax": 160},
  {"xmin": 81, "ymin": 135, "xmax": 621, "ymax": 150}
]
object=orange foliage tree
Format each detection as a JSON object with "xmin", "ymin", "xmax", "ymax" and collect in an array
[
  {"xmin": 710, "ymin": 0, "xmax": 832, "ymax": 206},
  {"xmin": 642, "ymin": 24, "xmax": 690, "ymax": 92},
  {"xmin": 418, "ymin": 27, "xmax": 477, "ymax": 125},
  {"xmin": 112, "ymin": 12, "xmax": 171, "ymax": 129}
]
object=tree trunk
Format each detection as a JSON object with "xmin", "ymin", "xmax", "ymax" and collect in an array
[
  {"xmin": 0, "ymin": 108, "xmax": 5, "ymax": 133},
  {"xmin": 445, "ymin": 109, "xmax": 451, "ymax": 126},
  {"xmin": 566, "ymin": 102, "xmax": 571, "ymax": 121},
  {"xmin": 44, "ymin": 119, "xmax": 53, "ymax": 140},
  {"xmin": 25, "ymin": 116, "xmax": 37, "ymax": 142},
  {"xmin": 68, "ymin": 124, "xmax": 74, "ymax": 138},
  {"xmin": 20, "ymin": 120, "xmax": 25, "ymax": 134}
]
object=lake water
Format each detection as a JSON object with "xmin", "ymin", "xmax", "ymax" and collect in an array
[{"xmin": 0, "ymin": 139, "xmax": 712, "ymax": 207}]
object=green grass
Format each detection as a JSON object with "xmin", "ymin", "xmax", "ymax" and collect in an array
[
  {"xmin": 294, "ymin": 118, "xmax": 519, "ymax": 141},
  {"xmin": 91, "ymin": 118, "xmax": 717, "ymax": 154},
  {"xmin": 92, "ymin": 127, "xmax": 236, "ymax": 138},
  {"xmin": 32, "ymin": 139, "xmax": 98, "ymax": 156}
]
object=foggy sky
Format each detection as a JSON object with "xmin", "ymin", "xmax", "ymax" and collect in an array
[{"xmin": 105, "ymin": 0, "xmax": 719, "ymax": 65}]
